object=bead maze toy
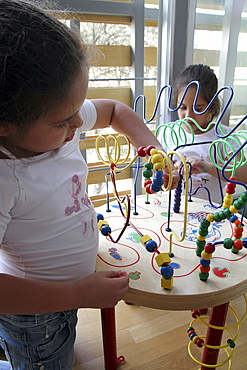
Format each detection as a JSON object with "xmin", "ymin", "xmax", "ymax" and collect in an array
[{"xmin": 95, "ymin": 82, "xmax": 247, "ymax": 370}]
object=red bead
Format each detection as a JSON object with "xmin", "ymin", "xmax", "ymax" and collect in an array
[
  {"xmin": 145, "ymin": 145, "xmax": 155, "ymax": 156},
  {"xmin": 226, "ymin": 182, "xmax": 236, "ymax": 190},
  {"xmin": 187, "ymin": 330, "xmax": 196, "ymax": 336},
  {"xmin": 233, "ymin": 239, "xmax": 243, "ymax": 250},
  {"xmin": 145, "ymin": 184, "xmax": 155, "ymax": 194},
  {"xmin": 144, "ymin": 179, "xmax": 152, "ymax": 187},
  {"xmin": 200, "ymin": 265, "xmax": 210, "ymax": 273},
  {"xmin": 191, "ymin": 310, "xmax": 201, "ymax": 318},
  {"xmin": 137, "ymin": 146, "xmax": 147, "ymax": 157},
  {"xmin": 226, "ymin": 189, "xmax": 235, "ymax": 194},
  {"xmin": 229, "ymin": 177, "xmax": 236, "ymax": 181},
  {"xmin": 233, "ymin": 232, "xmax": 243, "ymax": 238},
  {"xmin": 234, "ymin": 219, "xmax": 241, "ymax": 226},
  {"xmin": 196, "ymin": 338, "xmax": 204, "ymax": 347},
  {"xmin": 110, "ymin": 163, "xmax": 116, "ymax": 170},
  {"xmin": 204, "ymin": 244, "xmax": 215, "ymax": 254}
]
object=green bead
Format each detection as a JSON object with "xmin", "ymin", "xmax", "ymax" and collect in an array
[
  {"xmin": 199, "ymin": 271, "xmax": 209, "ymax": 281},
  {"xmin": 198, "ymin": 229, "xmax": 208, "ymax": 237},
  {"xmin": 239, "ymin": 191, "xmax": 247, "ymax": 203},
  {"xmin": 218, "ymin": 211, "xmax": 226, "ymax": 220},
  {"xmin": 227, "ymin": 339, "xmax": 236, "ymax": 348},
  {"xmin": 196, "ymin": 240, "xmax": 206, "ymax": 248},
  {"xmin": 144, "ymin": 162, "xmax": 153, "ymax": 170},
  {"xmin": 196, "ymin": 248, "xmax": 203, "ymax": 257},
  {"xmin": 233, "ymin": 200, "xmax": 241, "ymax": 210},
  {"xmin": 213, "ymin": 213, "xmax": 222, "ymax": 222},
  {"xmin": 231, "ymin": 247, "xmax": 239, "ymax": 254},
  {"xmin": 200, "ymin": 219, "xmax": 210, "ymax": 227},
  {"xmin": 223, "ymin": 238, "xmax": 233, "ymax": 249},
  {"xmin": 187, "ymin": 326, "xmax": 194, "ymax": 333},
  {"xmin": 223, "ymin": 209, "xmax": 232, "ymax": 219},
  {"xmin": 143, "ymin": 169, "xmax": 153, "ymax": 178}
]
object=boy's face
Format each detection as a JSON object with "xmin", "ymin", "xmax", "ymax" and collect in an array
[
  {"xmin": 4, "ymin": 68, "xmax": 89, "ymax": 157},
  {"xmin": 177, "ymin": 87, "xmax": 211, "ymax": 135}
]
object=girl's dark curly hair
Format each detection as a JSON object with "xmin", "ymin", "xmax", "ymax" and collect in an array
[{"xmin": 0, "ymin": 0, "xmax": 89, "ymax": 128}]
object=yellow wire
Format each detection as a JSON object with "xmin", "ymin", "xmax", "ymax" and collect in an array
[
  {"xmin": 95, "ymin": 134, "xmax": 138, "ymax": 170},
  {"xmin": 188, "ymin": 339, "xmax": 232, "ymax": 369}
]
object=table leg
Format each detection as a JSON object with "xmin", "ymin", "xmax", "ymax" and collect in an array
[
  {"xmin": 201, "ymin": 302, "xmax": 229, "ymax": 370},
  {"xmin": 101, "ymin": 307, "xmax": 125, "ymax": 370}
]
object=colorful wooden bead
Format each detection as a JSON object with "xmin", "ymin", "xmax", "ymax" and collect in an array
[
  {"xmin": 155, "ymin": 253, "xmax": 171, "ymax": 267},
  {"xmin": 161, "ymin": 276, "xmax": 173, "ymax": 290},
  {"xmin": 145, "ymin": 239, "xmax": 158, "ymax": 252},
  {"xmin": 161, "ymin": 265, "xmax": 174, "ymax": 279}
]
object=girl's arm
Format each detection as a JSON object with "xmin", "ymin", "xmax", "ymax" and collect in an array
[
  {"xmin": 90, "ymin": 99, "xmax": 179, "ymax": 188},
  {"xmin": 0, "ymin": 271, "xmax": 129, "ymax": 314},
  {"xmin": 91, "ymin": 99, "xmax": 166, "ymax": 151}
]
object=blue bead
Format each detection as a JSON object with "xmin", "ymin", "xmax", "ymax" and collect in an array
[
  {"xmin": 230, "ymin": 215, "xmax": 238, "ymax": 223},
  {"xmin": 161, "ymin": 265, "xmax": 174, "ymax": 279},
  {"xmin": 155, "ymin": 170, "xmax": 163, "ymax": 179},
  {"xmin": 152, "ymin": 177, "xmax": 164, "ymax": 187},
  {"xmin": 151, "ymin": 184, "xmax": 161, "ymax": 192},
  {"xmin": 243, "ymin": 237, "xmax": 247, "ymax": 248},
  {"xmin": 189, "ymin": 332, "xmax": 197, "ymax": 340},
  {"xmin": 101, "ymin": 225, "xmax": 111, "ymax": 236},
  {"xmin": 97, "ymin": 213, "xmax": 104, "ymax": 221},
  {"xmin": 200, "ymin": 258, "xmax": 211, "ymax": 267},
  {"xmin": 145, "ymin": 240, "xmax": 157, "ymax": 252}
]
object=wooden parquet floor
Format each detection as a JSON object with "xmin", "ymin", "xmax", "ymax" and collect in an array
[{"xmin": 73, "ymin": 295, "xmax": 247, "ymax": 370}]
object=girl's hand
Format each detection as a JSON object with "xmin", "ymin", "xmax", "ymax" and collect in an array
[
  {"xmin": 185, "ymin": 157, "xmax": 209, "ymax": 175},
  {"xmin": 78, "ymin": 270, "xmax": 129, "ymax": 309},
  {"xmin": 163, "ymin": 166, "xmax": 180, "ymax": 190}
]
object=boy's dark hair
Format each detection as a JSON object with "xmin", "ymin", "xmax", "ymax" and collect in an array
[
  {"xmin": 0, "ymin": 0, "xmax": 89, "ymax": 128},
  {"xmin": 174, "ymin": 64, "xmax": 221, "ymax": 120}
]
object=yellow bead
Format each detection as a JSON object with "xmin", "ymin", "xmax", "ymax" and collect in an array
[
  {"xmin": 161, "ymin": 276, "xmax": 173, "ymax": 290},
  {"xmin": 201, "ymin": 250, "xmax": 212, "ymax": 260},
  {"xmin": 140, "ymin": 235, "xmax": 152, "ymax": 246},
  {"xmin": 206, "ymin": 214, "xmax": 214, "ymax": 222},
  {"xmin": 150, "ymin": 148, "xmax": 158, "ymax": 156},
  {"xmin": 223, "ymin": 198, "xmax": 232, "ymax": 206},
  {"xmin": 151, "ymin": 153, "xmax": 163, "ymax": 164},
  {"xmin": 225, "ymin": 193, "xmax": 232, "ymax": 199},
  {"xmin": 98, "ymin": 220, "xmax": 109, "ymax": 230},
  {"xmin": 197, "ymin": 235, "xmax": 206, "ymax": 241},
  {"xmin": 230, "ymin": 205, "xmax": 238, "ymax": 213},
  {"xmin": 154, "ymin": 162, "xmax": 164, "ymax": 171},
  {"xmin": 155, "ymin": 253, "xmax": 171, "ymax": 267}
]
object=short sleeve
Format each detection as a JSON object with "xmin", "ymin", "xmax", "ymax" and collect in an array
[
  {"xmin": 0, "ymin": 166, "xmax": 19, "ymax": 244},
  {"xmin": 79, "ymin": 99, "xmax": 97, "ymax": 133}
]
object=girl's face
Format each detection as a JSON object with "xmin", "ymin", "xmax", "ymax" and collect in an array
[
  {"xmin": 177, "ymin": 87, "xmax": 211, "ymax": 135},
  {"xmin": 4, "ymin": 68, "xmax": 89, "ymax": 157}
]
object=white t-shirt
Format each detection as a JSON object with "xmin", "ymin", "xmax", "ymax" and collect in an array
[
  {"xmin": 157, "ymin": 123, "xmax": 236, "ymax": 204},
  {"xmin": 0, "ymin": 99, "xmax": 98, "ymax": 282}
]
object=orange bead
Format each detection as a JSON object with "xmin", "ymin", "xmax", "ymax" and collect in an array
[{"xmin": 234, "ymin": 219, "xmax": 241, "ymax": 226}]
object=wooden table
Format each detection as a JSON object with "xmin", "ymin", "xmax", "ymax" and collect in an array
[{"xmin": 95, "ymin": 193, "xmax": 247, "ymax": 369}]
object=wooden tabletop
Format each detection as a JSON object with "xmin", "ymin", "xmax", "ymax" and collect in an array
[{"xmin": 95, "ymin": 193, "xmax": 247, "ymax": 310}]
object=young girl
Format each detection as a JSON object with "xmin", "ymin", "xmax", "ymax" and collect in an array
[
  {"xmin": 0, "ymin": 1, "xmax": 178, "ymax": 368},
  {"xmin": 157, "ymin": 64, "xmax": 247, "ymax": 204}
]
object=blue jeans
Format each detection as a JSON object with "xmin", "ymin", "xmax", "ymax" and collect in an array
[{"xmin": 0, "ymin": 309, "xmax": 78, "ymax": 370}]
